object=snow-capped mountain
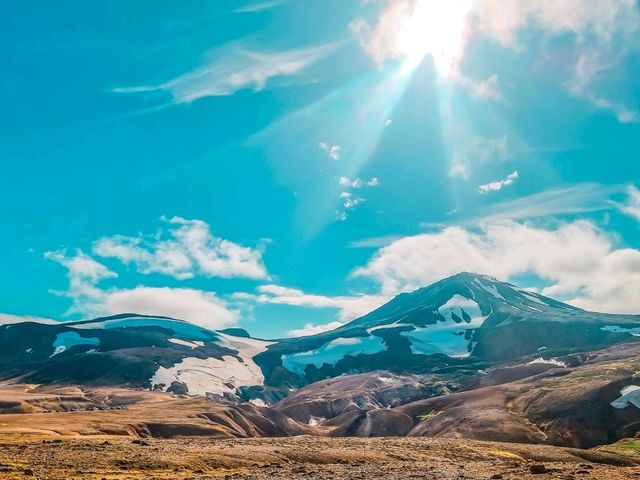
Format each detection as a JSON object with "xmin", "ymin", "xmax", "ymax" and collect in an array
[
  {"xmin": 2, "ymin": 273, "xmax": 640, "ymax": 400},
  {"xmin": 0, "ymin": 313, "xmax": 272, "ymax": 402},
  {"xmin": 255, "ymin": 272, "xmax": 640, "ymax": 386}
]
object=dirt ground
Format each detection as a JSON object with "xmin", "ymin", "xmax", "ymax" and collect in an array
[
  {"xmin": 1, "ymin": 384, "xmax": 639, "ymax": 479},
  {"xmin": 0, "ymin": 435, "xmax": 639, "ymax": 480}
]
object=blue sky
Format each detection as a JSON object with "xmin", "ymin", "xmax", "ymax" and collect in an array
[{"xmin": 2, "ymin": 0, "xmax": 640, "ymax": 339}]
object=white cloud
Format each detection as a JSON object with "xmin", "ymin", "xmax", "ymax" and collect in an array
[
  {"xmin": 367, "ymin": 177, "xmax": 380, "ymax": 187},
  {"xmin": 338, "ymin": 176, "xmax": 380, "ymax": 188},
  {"xmin": 238, "ymin": 284, "xmax": 386, "ymax": 323},
  {"xmin": 114, "ymin": 42, "xmax": 339, "ymax": 103},
  {"xmin": 319, "ymin": 142, "xmax": 343, "ymax": 160},
  {"xmin": 353, "ymin": 0, "xmax": 640, "ymax": 119},
  {"xmin": 44, "ymin": 250, "xmax": 118, "ymax": 308},
  {"xmin": 471, "ymin": 0, "xmax": 639, "ymax": 48},
  {"xmin": 335, "ymin": 176, "xmax": 380, "ymax": 220},
  {"xmin": 339, "ymin": 176, "xmax": 357, "ymax": 187},
  {"xmin": 340, "ymin": 191, "xmax": 364, "ymax": 210},
  {"xmin": 477, "ymin": 170, "xmax": 519, "ymax": 194},
  {"xmin": 93, "ymin": 216, "xmax": 268, "ymax": 280},
  {"xmin": 286, "ymin": 321, "xmax": 345, "ymax": 337},
  {"xmin": 616, "ymin": 184, "xmax": 640, "ymax": 221},
  {"xmin": 472, "ymin": 0, "xmax": 640, "ymax": 119},
  {"xmin": 98, "ymin": 287, "xmax": 238, "ymax": 329},
  {"xmin": 353, "ymin": 220, "xmax": 640, "ymax": 313},
  {"xmin": 45, "ymin": 250, "xmax": 238, "ymax": 330},
  {"xmin": 457, "ymin": 73, "xmax": 503, "ymax": 101},
  {"xmin": 350, "ymin": 4, "xmax": 411, "ymax": 65},
  {"xmin": 0, "ymin": 314, "xmax": 57, "ymax": 326}
]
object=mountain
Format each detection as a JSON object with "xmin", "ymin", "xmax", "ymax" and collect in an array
[
  {"xmin": 254, "ymin": 272, "xmax": 640, "ymax": 388},
  {"xmin": 0, "ymin": 313, "xmax": 273, "ymax": 402},
  {"xmin": 2, "ymin": 273, "xmax": 640, "ymax": 402}
]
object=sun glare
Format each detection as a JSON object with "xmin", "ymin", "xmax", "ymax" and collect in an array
[{"xmin": 396, "ymin": 0, "xmax": 473, "ymax": 75}]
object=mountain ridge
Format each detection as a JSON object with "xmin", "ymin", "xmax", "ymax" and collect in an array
[{"xmin": 2, "ymin": 272, "xmax": 640, "ymax": 402}]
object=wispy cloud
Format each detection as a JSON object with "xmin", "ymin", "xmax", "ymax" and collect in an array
[
  {"xmin": 568, "ymin": 51, "xmax": 638, "ymax": 123},
  {"xmin": 233, "ymin": 0, "xmax": 287, "ymax": 14},
  {"xmin": 412, "ymin": 183, "xmax": 620, "ymax": 230},
  {"xmin": 348, "ymin": 234, "xmax": 403, "ymax": 249},
  {"xmin": 449, "ymin": 135, "xmax": 510, "ymax": 180},
  {"xmin": 477, "ymin": 170, "xmax": 519, "ymax": 194},
  {"xmin": 114, "ymin": 42, "xmax": 340, "ymax": 104},
  {"xmin": 615, "ymin": 184, "xmax": 640, "ymax": 221},
  {"xmin": 234, "ymin": 284, "xmax": 386, "ymax": 323},
  {"xmin": 470, "ymin": 183, "xmax": 621, "ymax": 224}
]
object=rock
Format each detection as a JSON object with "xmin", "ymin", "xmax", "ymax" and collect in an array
[{"xmin": 529, "ymin": 464, "xmax": 549, "ymax": 474}]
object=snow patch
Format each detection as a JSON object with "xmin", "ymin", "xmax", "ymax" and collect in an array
[
  {"xmin": 75, "ymin": 316, "xmax": 215, "ymax": 341},
  {"xmin": 437, "ymin": 295, "xmax": 484, "ymax": 323},
  {"xmin": 519, "ymin": 290, "xmax": 548, "ymax": 306},
  {"xmin": 601, "ymin": 325, "xmax": 640, "ymax": 336},
  {"xmin": 376, "ymin": 375, "xmax": 399, "ymax": 385},
  {"xmin": 611, "ymin": 385, "xmax": 640, "ymax": 409},
  {"xmin": 474, "ymin": 278, "xmax": 505, "ymax": 301},
  {"xmin": 366, "ymin": 323, "xmax": 411, "ymax": 334},
  {"xmin": 398, "ymin": 295, "xmax": 487, "ymax": 358},
  {"xmin": 168, "ymin": 338, "xmax": 204, "ymax": 349},
  {"xmin": 51, "ymin": 332, "xmax": 100, "ymax": 357},
  {"xmin": 150, "ymin": 333, "xmax": 272, "ymax": 397},
  {"xmin": 527, "ymin": 357, "xmax": 567, "ymax": 368},
  {"xmin": 281, "ymin": 336, "xmax": 387, "ymax": 376}
]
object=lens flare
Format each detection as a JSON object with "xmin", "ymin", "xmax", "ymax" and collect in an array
[{"xmin": 397, "ymin": 0, "xmax": 473, "ymax": 75}]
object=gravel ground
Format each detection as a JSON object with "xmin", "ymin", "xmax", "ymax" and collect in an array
[{"xmin": 1, "ymin": 436, "xmax": 639, "ymax": 480}]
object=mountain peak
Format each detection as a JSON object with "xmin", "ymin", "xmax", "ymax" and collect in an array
[
  {"xmin": 440, "ymin": 271, "xmax": 499, "ymax": 284},
  {"xmin": 346, "ymin": 272, "xmax": 580, "ymax": 333}
]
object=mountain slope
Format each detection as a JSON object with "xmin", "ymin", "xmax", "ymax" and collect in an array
[
  {"xmin": 256, "ymin": 273, "xmax": 640, "ymax": 387},
  {"xmin": 2, "ymin": 273, "xmax": 640, "ymax": 401},
  {"xmin": 0, "ymin": 313, "xmax": 272, "ymax": 400}
]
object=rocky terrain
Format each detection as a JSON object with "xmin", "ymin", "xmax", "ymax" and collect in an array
[{"xmin": 1, "ymin": 435, "xmax": 639, "ymax": 479}]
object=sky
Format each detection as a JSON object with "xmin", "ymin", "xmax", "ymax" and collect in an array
[{"xmin": 2, "ymin": 0, "xmax": 640, "ymax": 339}]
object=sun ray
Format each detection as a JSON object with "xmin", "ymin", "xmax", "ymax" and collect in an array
[{"xmin": 396, "ymin": 0, "xmax": 473, "ymax": 75}]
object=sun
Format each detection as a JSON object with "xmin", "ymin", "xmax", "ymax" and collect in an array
[{"xmin": 396, "ymin": 0, "xmax": 473, "ymax": 75}]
